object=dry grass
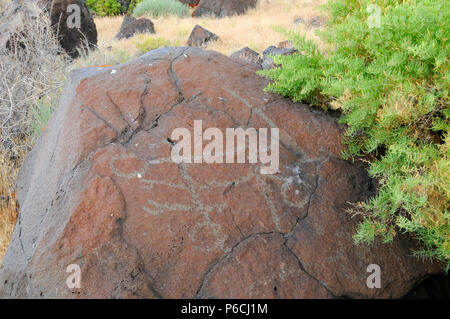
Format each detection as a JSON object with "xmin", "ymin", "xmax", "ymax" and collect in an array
[
  {"xmin": 0, "ymin": 146, "xmax": 24, "ymax": 264},
  {"xmin": 93, "ymin": 0, "xmax": 328, "ymax": 59},
  {"xmin": 0, "ymin": 4, "xmax": 68, "ymax": 263},
  {"xmin": 0, "ymin": 0, "xmax": 9, "ymax": 11}
]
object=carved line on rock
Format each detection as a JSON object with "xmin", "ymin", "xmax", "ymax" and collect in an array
[{"xmin": 107, "ymin": 175, "xmax": 164, "ymax": 299}]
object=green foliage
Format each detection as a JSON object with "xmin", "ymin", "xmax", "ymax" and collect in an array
[
  {"xmin": 86, "ymin": 0, "xmax": 124, "ymax": 16},
  {"xmin": 260, "ymin": 0, "xmax": 450, "ymax": 271},
  {"xmin": 128, "ymin": 0, "xmax": 143, "ymax": 13},
  {"xmin": 133, "ymin": 0, "xmax": 190, "ymax": 18},
  {"xmin": 134, "ymin": 35, "xmax": 180, "ymax": 53}
]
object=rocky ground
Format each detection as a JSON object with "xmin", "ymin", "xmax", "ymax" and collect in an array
[{"xmin": 91, "ymin": 0, "xmax": 328, "ymax": 60}]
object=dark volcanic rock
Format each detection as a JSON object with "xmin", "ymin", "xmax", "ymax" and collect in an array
[
  {"xmin": 404, "ymin": 273, "xmax": 450, "ymax": 299},
  {"xmin": 230, "ymin": 47, "xmax": 262, "ymax": 67},
  {"xmin": 0, "ymin": 0, "xmax": 98, "ymax": 59},
  {"xmin": 187, "ymin": 24, "xmax": 219, "ymax": 48},
  {"xmin": 118, "ymin": 14, "xmax": 136, "ymax": 32},
  {"xmin": 262, "ymin": 45, "xmax": 297, "ymax": 70},
  {"xmin": 0, "ymin": 47, "xmax": 440, "ymax": 298},
  {"xmin": 309, "ymin": 16, "xmax": 324, "ymax": 28},
  {"xmin": 115, "ymin": 18, "xmax": 155, "ymax": 40},
  {"xmin": 45, "ymin": 0, "xmax": 97, "ymax": 58},
  {"xmin": 192, "ymin": 0, "xmax": 258, "ymax": 18},
  {"xmin": 293, "ymin": 16, "xmax": 305, "ymax": 24}
]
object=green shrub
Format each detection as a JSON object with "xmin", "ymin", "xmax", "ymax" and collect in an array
[
  {"xmin": 260, "ymin": 0, "xmax": 449, "ymax": 271},
  {"xmin": 128, "ymin": 0, "xmax": 143, "ymax": 13},
  {"xmin": 134, "ymin": 35, "xmax": 180, "ymax": 53},
  {"xmin": 86, "ymin": 0, "xmax": 124, "ymax": 16},
  {"xmin": 133, "ymin": 0, "xmax": 189, "ymax": 18}
]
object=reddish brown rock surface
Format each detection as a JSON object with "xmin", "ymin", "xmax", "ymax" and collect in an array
[{"xmin": 0, "ymin": 47, "xmax": 439, "ymax": 298}]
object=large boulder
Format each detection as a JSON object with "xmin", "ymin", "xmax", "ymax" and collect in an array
[
  {"xmin": 0, "ymin": 0, "xmax": 97, "ymax": 59},
  {"xmin": 0, "ymin": 47, "xmax": 439, "ymax": 298},
  {"xmin": 192, "ymin": 0, "xmax": 258, "ymax": 18},
  {"xmin": 45, "ymin": 0, "xmax": 97, "ymax": 58}
]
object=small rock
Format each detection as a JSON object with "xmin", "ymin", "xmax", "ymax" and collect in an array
[
  {"xmin": 187, "ymin": 25, "xmax": 219, "ymax": 48},
  {"xmin": 115, "ymin": 18, "xmax": 155, "ymax": 40},
  {"xmin": 261, "ymin": 45, "xmax": 297, "ymax": 70},
  {"xmin": 278, "ymin": 40, "xmax": 294, "ymax": 49},
  {"xmin": 230, "ymin": 47, "xmax": 262, "ymax": 67},
  {"xmin": 293, "ymin": 16, "xmax": 305, "ymax": 24},
  {"xmin": 309, "ymin": 16, "xmax": 324, "ymax": 28}
]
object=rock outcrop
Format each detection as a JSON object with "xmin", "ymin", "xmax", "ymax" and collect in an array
[
  {"xmin": 0, "ymin": 0, "xmax": 97, "ymax": 59},
  {"xmin": 115, "ymin": 18, "xmax": 155, "ymax": 40},
  {"xmin": 192, "ymin": 0, "xmax": 258, "ymax": 18},
  {"xmin": 0, "ymin": 47, "xmax": 439, "ymax": 298}
]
